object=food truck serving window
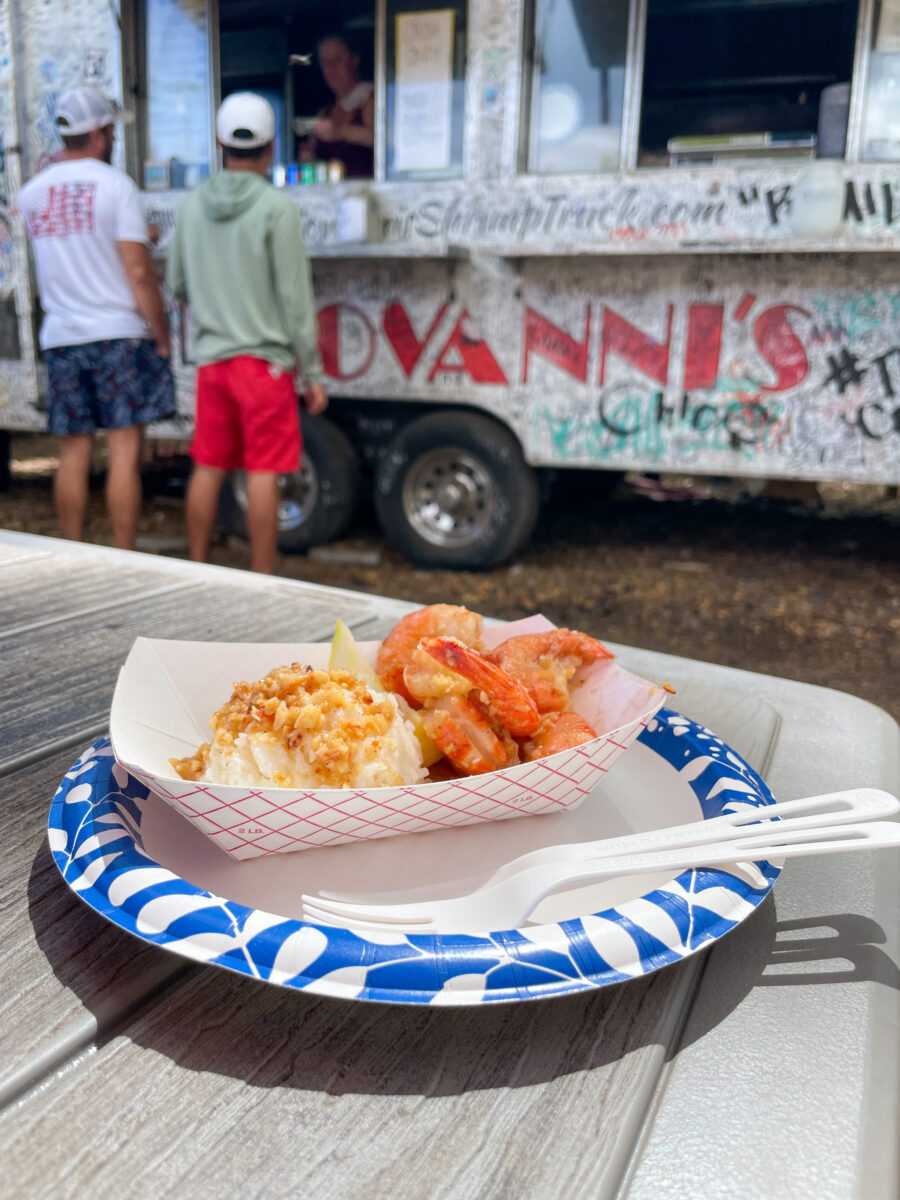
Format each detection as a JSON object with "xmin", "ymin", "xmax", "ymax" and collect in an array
[
  {"xmin": 527, "ymin": 0, "xmax": 630, "ymax": 174},
  {"xmin": 133, "ymin": 0, "xmax": 380, "ymax": 187},
  {"xmin": 638, "ymin": 0, "xmax": 860, "ymax": 167},
  {"xmin": 218, "ymin": 0, "xmax": 377, "ymax": 183},
  {"xmin": 131, "ymin": 0, "xmax": 470, "ymax": 187},
  {"xmin": 524, "ymin": 0, "xmax": 864, "ymax": 172}
]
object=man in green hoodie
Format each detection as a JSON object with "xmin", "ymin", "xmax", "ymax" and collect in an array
[{"xmin": 167, "ymin": 92, "xmax": 327, "ymax": 574}]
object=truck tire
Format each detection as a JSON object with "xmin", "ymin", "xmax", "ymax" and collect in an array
[
  {"xmin": 220, "ymin": 413, "xmax": 359, "ymax": 552},
  {"xmin": 374, "ymin": 411, "xmax": 539, "ymax": 569}
]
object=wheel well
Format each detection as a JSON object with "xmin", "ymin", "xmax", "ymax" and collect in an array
[{"xmin": 324, "ymin": 398, "xmax": 527, "ymax": 472}]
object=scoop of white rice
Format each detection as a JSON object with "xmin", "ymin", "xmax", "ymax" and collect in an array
[
  {"xmin": 173, "ymin": 665, "xmax": 427, "ymax": 790},
  {"xmin": 204, "ymin": 694, "xmax": 425, "ymax": 788}
]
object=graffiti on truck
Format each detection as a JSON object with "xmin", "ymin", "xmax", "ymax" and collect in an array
[
  {"xmin": 520, "ymin": 296, "xmax": 807, "ymax": 466},
  {"xmin": 373, "ymin": 174, "xmax": 900, "ymax": 250},
  {"xmin": 140, "ymin": 166, "xmax": 900, "ymax": 259},
  {"xmin": 314, "ymin": 285, "xmax": 900, "ymax": 480},
  {"xmin": 538, "ymin": 387, "xmax": 788, "ymax": 466}
]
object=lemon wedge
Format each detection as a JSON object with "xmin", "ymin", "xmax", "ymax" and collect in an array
[
  {"xmin": 329, "ymin": 618, "xmax": 382, "ymax": 690},
  {"xmin": 329, "ymin": 619, "xmax": 442, "ymax": 766}
]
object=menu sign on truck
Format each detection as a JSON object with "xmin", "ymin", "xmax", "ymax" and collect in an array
[{"xmin": 393, "ymin": 9, "xmax": 455, "ymax": 171}]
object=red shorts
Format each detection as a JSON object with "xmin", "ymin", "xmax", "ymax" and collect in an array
[{"xmin": 191, "ymin": 356, "xmax": 301, "ymax": 473}]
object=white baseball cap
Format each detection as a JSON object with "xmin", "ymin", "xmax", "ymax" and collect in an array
[
  {"xmin": 55, "ymin": 87, "xmax": 133, "ymax": 136},
  {"xmin": 216, "ymin": 92, "xmax": 276, "ymax": 149}
]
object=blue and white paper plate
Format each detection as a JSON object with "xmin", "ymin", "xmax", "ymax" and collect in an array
[{"xmin": 48, "ymin": 708, "xmax": 780, "ymax": 1006}]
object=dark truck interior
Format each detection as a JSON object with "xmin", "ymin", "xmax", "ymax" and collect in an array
[
  {"xmin": 219, "ymin": 0, "xmax": 375, "ymax": 170},
  {"xmin": 638, "ymin": 0, "xmax": 861, "ymax": 162}
]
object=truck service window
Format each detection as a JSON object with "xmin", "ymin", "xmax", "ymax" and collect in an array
[
  {"xmin": 385, "ymin": 1, "xmax": 468, "ymax": 180},
  {"xmin": 137, "ymin": 0, "xmax": 376, "ymax": 187},
  {"xmin": 219, "ymin": 0, "xmax": 375, "ymax": 181},
  {"xmin": 638, "ymin": 0, "xmax": 860, "ymax": 166},
  {"xmin": 526, "ymin": 0, "xmax": 630, "ymax": 174}
]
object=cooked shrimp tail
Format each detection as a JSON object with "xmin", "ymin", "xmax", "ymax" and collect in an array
[
  {"xmin": 487, "ymin": 629, "xmax": 614, "ymax": 713},
  {"xmin": 521, "ymin": 711, "xmax": 597, "ymax": 760},
  {"xmin": 406, "ymin": 636, "xmax": 541, "ymax": 738},
  {"xmin": 375, "ymin": 604, "xmax": 483, "ymax": 705},
  {"xmin": 421, "ymin": 695, "xmax": 519, "ymax": 775}
]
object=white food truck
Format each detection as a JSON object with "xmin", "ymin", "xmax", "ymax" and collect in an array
[{"xmin": 0, "ymin": 0, "xmax": 898, "ymax": 565}]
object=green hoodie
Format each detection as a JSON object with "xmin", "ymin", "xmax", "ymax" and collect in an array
[{"xmin": 166, "ymin": 171, "xmax": 323, "ymax": 382}]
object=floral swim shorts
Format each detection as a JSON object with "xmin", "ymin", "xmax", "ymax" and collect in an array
[{"xmin": 44, "ymin": 338, "xmax": 177, "ymax": 435}]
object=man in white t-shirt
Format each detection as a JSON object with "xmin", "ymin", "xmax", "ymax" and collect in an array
[{"xmin": 19, "ymin": 87, "xmax": 175, "ymax": 549}]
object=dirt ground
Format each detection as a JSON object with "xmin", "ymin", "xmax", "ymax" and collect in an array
[{"xmin": 3, "ymin": 433, "xmax": 899, "ymax": 723}]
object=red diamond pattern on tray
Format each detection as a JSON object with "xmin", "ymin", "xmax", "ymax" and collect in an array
[{"xmin": 129, "ymin": 715, "xmax": 653, "ymax": 859}]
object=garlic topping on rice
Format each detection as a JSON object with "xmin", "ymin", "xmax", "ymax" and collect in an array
[{"xmin": 171, "ymin": 664, "xmax": 427, "ymax": 789}]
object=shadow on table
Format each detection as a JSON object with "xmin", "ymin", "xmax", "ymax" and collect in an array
[
  {"xmin": 749, "ymin": 910, "xmax": 900, "ymax": 988},
  {"xmin": 29, "ymin": 845, "xmax": 900, "ymax": 1098}
]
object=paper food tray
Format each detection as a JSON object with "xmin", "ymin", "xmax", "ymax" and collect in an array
[{"xmin": 109, "ymin": 615, "xmax": 667, "ymax": 860}]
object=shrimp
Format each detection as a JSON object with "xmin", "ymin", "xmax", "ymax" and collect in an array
[
  {"xmin": 421, "ymin": 695, "xmax": 518, "ymax": 775},
  {"xmin": 486, "ymin": 630, "xmax": 614, "ymax": 713},
  {"xmin": 404, "ymin": 636, "xmax": 541, "ymax": 738},
  {"xmin": 521, "ymin": 711, "xmax": 597, "ymax": 761},
  {"xmin": 375, "ymin": 604, "xmax": 483, "ymax": 705}
]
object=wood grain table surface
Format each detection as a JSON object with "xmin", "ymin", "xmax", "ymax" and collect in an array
[{"xmin": 0, "ymin": 530, "xmax": 897, "ymax": 1200}]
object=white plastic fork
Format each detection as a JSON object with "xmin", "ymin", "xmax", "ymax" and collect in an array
[
  {"xmin": 300, "ymin": 788, "xmax": 900, "ymax": 932},
  {"xmin": 349, "ymin": 787, "xmax": 898, "ymax": 902},
  {"xmin": 313, "ymin": 788, "xmax": 899, "ymax": 905}
]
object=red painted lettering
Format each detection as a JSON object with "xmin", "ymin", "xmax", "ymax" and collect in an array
[
  {"xmin": 382, "ymin": 301, "xmax": 448, "ymax": 377},
  {"xmin": 318, "ymin": 303, "xmax": 376, "ymax": 381},
  {"xmin": 428, "ymin": 310, "xmax": 509, "ymax": 385},
  {"xmin": 683, "ymin": 304, "xmax": 724, "ymax": 390},
  {"xmin": 753, "ymin": 304, "xmax": 810, "ymax": 392},
  {"xmin": 733, "ymin": 293, "xmax": 756, "ymax": 323},
  {"xmin": 599, "ymin": 306, "xmax": 673, "ymax": 386},
  {"xmin": 522, "ymin": 305, "xmax": 591, "ymax": 384}
]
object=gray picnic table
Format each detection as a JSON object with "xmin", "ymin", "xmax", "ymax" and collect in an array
[{"xmin": 0, "ymin": 529, "xmax": 897, "ymax": 1200}]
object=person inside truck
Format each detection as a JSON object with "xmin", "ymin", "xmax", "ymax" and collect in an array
[
  {"xmin": 18, "ymin": 86, "xmax": 175, "ymax": 551},
  {"xmin": 300, "ymin": 29, "xmax": 374, "ymax": 178}
]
